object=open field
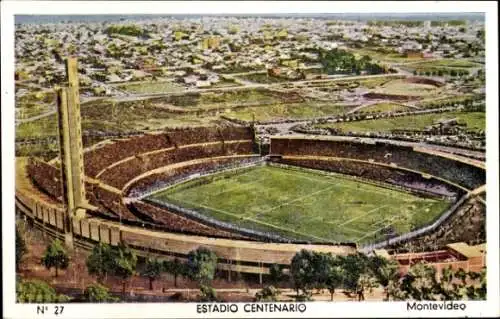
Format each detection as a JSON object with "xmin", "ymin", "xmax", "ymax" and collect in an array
[
  {"xmin": 373, "ymin": 79, "xmax": 441, "ymax": 97},
  {"xmin": 347, "ymin": 47, "xmax": 427, "ymax": 63},
  {"xmin": 150, "ymin": 165, "xmax": 450, "ymax": 244},
  {"xmin": 356, "ymin": 102, "xmax": 410, "ymax": 113},
  {"xmin": 407, "ymin": 59, "xmax": 481, "ymax": 69},
  {"xmin": 237, "ymin": 73, "xmax": 289, "ymax": 84},
  {"xmin": 209, "ymin": 79, "xmax": 239, "ymax": 88},
  {"xmin": 116, "ymin": 81, "xmax": 185, "ymax": 94},
  {"xmin": 223, "ymin": 102, "xmax": 349, "ymax": 122},
  {"xmin": 317, "ymin": 111, "xmax": 485, "ymax": 133},
  {"xmin": 15, "ymin": 100, "xmax": 222, "ymax": 139}
]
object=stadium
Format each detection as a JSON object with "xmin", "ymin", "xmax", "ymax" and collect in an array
[{"xmin": 15, "ymin": 123, "xmax": 486, "ymax": 276}]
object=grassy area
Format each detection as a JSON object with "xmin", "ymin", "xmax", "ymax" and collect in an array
[
  {"xmin": 237, "ymin": 73, "xmax": 289, "ymax": 84},
  {"xmin": 16, "ymin": 114, "xmax": 58, "ymax": 138},
  {"xmin": 117, "ymin": 81, "xmax": 185, "ymax": 94},
  {"xmin": 417, "ymin": 94, "xmax": 478, "ymax": 108},
  {"xmin": 16, "ymin": 104, "xmax": 53, "ymax": 120},
  {"xmin": 317, "ymin": 111, "xmax": 485, "ymax": 133},
  {"xmin": 356, "ymin": 103, "xmax": 410, "ymax": 113},
  {"xmin": 209, "ymin": 79, "xmax": 239, "ymax": 88},
  {"xmin": 223, "ymin": 102, "xmax": 348, "ymax": 122},
  {"xmin": 348, "ymin": 48, "xmax": 426, "ymax": 63},
  {"xmin": 150, "ymin": 165, "xmax": 450, "ymax": 244},
  {"xmin": 409, "ymin": 59, "xmax": 481, "ymax": 69},
  {"xmin": 199, "ymin": 89, "xmax": 279, "ymax": 105},
  {"xmin": 357, "ymin": 77, "xmax": 395, "ymax": 89},
  {"xmin": 15, "ymin": 98, "xmax": 222, "ymax": 140},
  {"xmin": 374, "ymin": 79, "xmax": 441, "ymax": 97}
]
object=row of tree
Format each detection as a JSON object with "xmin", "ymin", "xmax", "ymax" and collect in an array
[
  {"xmin": 16, "ymin": 227, "xmax": 486, "ymax": 303},
  {"xmin": 286, "ymin": 249, "xmax": 486, "ymax": 301},
  {"xmin": 16, "ymin": 279, "xmax": 118, "ymax": 303}
]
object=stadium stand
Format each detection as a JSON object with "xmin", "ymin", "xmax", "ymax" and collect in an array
[
  {"xmin": 26, "ymin": 158, "xmax": 63, "ymax": 201},
  {"xmin": 84, "ymin": 126, "xmax": 254, "ymax": 177},
  {"xmin": 129, "ymin": 201, "xmax": 248, "ymax": 239},
  {"xmin": 387, "ymin": 197, "xmax": 485, "ymax": 253},
  {"xmin": 270, "ymin": 138, "xmax": 485, "ymax": 190},
  {"xmin": 84, "ymin": 132, "xmax": 173, "ymax": 177},
  {"xmin": 126, "ymin": 156, "xmax": 261, "ymax": 197},
  {"xmin": 273, "ymin": 157, "xmax": 462, "ymax": 198},
  {"xmin": 25, "ymin": 127, "xmax": 484, "ymax": 244},
  {"xmin": 98, "ymin": 141, "xmax": 255, "ymax": 189}
]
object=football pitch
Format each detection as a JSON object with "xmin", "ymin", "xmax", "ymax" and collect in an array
[{"xmin": 148, "ymin": 165, "xmax": 450, "ymax": 244}]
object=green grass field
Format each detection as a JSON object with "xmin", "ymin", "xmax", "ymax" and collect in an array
[
  {"xmin": 356, "ymin": 102, "xmax": 410, "ymax": 113},
  {"xmin": 408, "ymin": 59, "xmax": 481, "ymax": 69},
  {"xmin": 223, "ymin": 102, "xmax": 348, "ymax": 122},
  {"xmin": 374, "ymin": 79, "xmax": 441, "ymax": 97},
  {"xmin": 117, "ymin": 81, "xmax": 185, "ymax": 94},
  {"xmin": 149, "ymin": 165, "xmax": 450, "ymax": 244},
  {"xmin": 317, "ymin": 111, "xmax": 485, "ymax": 133},
  {"xmin": 237, "ymin": 73, "xmax": 289, "ymax": 84}
]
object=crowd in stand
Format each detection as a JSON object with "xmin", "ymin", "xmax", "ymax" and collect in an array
[
  {"xmin": 387, "ymin": 197, "xmax": 485, "ymax": 253},
  {"xmin": 26, "ymin": 126, "xmax": 486, "ymax": 244},
  {"xmin": 270, "ymin": 138, "xmax": 485, "ymax": 190},
  {"xmin": 84, "ymin": 126, "xmax": 255, "ymax": 177},
  {"xmin": 26, "ymin": 158, "xmax": 63, "ymax": 200},
  {"xmin": 99, "ymin": 141, "xmax": 254, "ymax": 189},
  {"xmin": 84, "ymin": 133, "xmax": 173, "ymax": 177},
  {"xmin": 127, "ymin": 156, "xmax": 261, "ymax": 198},
  {"xmin": 129, "ymin": 201, "xmax": 247, "ymax": 239},
  {"xmin": 273, "ymin": 158, "xmax": 461, "ymax": 199},
  {"xmin": 26, "ymin": 126, "xmax": 257, "ymax": 239}
]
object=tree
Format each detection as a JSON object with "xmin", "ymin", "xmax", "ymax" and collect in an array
[
  {"xmin": 111, "ymin": 244, "xmax": 137, "ymax": 294},
  {"xmin": 255, "ymin": 285, "xmax": 280, "ymax": 302},
  {"xmin": 141, "ymin": 257, "xmax": 163, "ymax": 290},
  {"xmin": 269, "ymin": 263, "xmax": 286, "ymax": 285},
  {"xmin": 400, "ymin": 262, "xmax": 438, "ymax": 300},
  {"xmin": 17, "ymin": 279, "xmax": 71, "ymax": 303},
  {"xmin": 83, "ymin": 283, "xmax": 119, "ymax": 302},
  {"xmin": 199, "ymin": 284, "xmax": 218, "ymax": 302},
  {"xmin": 466, "ymin": 268, "xmax": 486, "ymax": 300},
  {"xmin": 187, "ymin": 247, "xmax": 218, "ymax": 286},
  {"xmin": 326, "ymin": 263, "xmax": 345, "ymax": 301},
  {"xmin": 312, "ymin": 251, "xmax": 334, "ymax": 293},
  {"xmin": 16, "ymin": 227, "xmax": 27, "ymax": 271},
  {"xmin": 164, "ymin": 258, "xmax": 186, "ymax": 288},
  {"xmin": 337, "ymin": 254, "xmax": 367, "ymax": 295},
  {"xmin": 41, "ymin": 239, "xmax": 69, "ymax": 277},
  {"xmin": 86, "ymin": 243, "xmax": 115, "ymax": 282},
  {"xmin": 290, "ymin": 249, "xmax": 316, "ymax": 295},
  {"xmin": 356, "ymin": 273, "xmax": 378, "ymax": 301},
  {"xmin": 436, "ymin": 266, "xmax": 465, "ymax": 300},
  {"xmin": 368, "ymin": 256, "xmax": 400, "ymax": 300}
]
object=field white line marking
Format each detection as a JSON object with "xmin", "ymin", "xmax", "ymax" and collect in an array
[
  {"xmin": 265, "ymin": 184, "xmax": 339, "ymax": 213},
  {"xmin": 210, "ymin": 177, "xmax": 269, "ymax": 197},
  {"xmin": 337, "ymin": 205, "xmax": 388, "ymax": 228},
  {"xmin": 338, "ymin": 225, "xmax": 366, "ymax": 235},
  {"xmin": 353, "ymin": 221, "xmax": 393, "ymax": 243},
  {"xmin": 274, "ymin": 168, "xmax": 418, "ymax": 199},
  {"xmin": 167, "ymin": 197, "xmax": 331, "ymax": 242},
  {"xmin": 244, "ymin": 183, "xmax": 340, "ymax": 219},
  {"xmin": 351, "ymin": 205, "xmax": 423, "ymax": 243}
]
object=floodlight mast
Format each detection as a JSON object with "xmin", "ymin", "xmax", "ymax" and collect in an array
[{"xmin": 56, "ymin": 57, "xmax": 88, "ymax": 249}]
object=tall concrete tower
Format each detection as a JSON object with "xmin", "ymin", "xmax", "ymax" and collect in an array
[{"xmin": 56, "ymin": 57, "xmax": 87, "ymax": 249}]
